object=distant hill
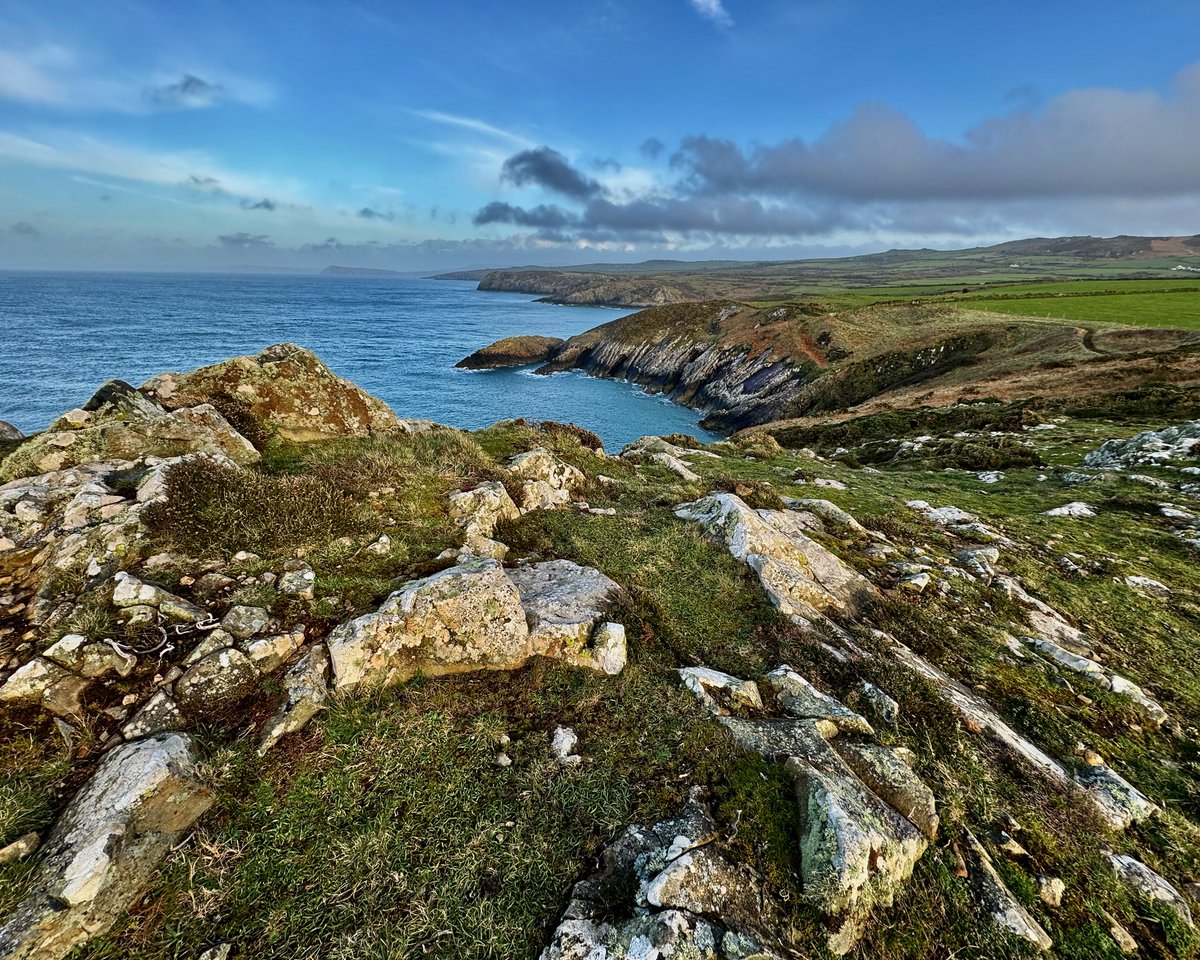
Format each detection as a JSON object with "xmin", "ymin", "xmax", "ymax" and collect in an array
[{"xmin": 321, "ymin": 265, "xmax": 409, "ymax": 277}]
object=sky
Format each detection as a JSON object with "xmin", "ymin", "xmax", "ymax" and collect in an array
[{"xmin": 2, "ymin": 0, "xmax": 1200, "ymax": 271}]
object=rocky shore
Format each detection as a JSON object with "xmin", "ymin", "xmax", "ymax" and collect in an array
[{"xmin": 2, "ymin": 343, "xmax": 1198, "ymax": 959}]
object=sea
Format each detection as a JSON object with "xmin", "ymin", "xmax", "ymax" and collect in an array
[{"xmin": 0, "ymin": 272, "xmax": 716, "ymax": 450}]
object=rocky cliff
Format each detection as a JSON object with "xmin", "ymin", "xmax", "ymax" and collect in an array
[{"xmin": 477, "ymin": 269, "xmax": 691, "ymax": 307}]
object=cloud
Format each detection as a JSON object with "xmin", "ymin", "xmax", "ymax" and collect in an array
[
  {"xmin": 357, "ymin": 206, "xmax": 394, "ymax": 221},
  {"xmin": 217, "ymin": 232, "xmax": 273, "ymax": 249},
  {"xmin": 640, "ymin": 137, "xmax": 665, "ymax": 159},
  {"xmin": 474, "ymin": 202, "xmax": 575, "ymax": 229},
  {"xmin": 501, "ymin": 147, "xmax": 603, "ymax": 200},
  {"xmin": 411, "ymin": 109, "xmax": 532, "ymax": 147},
  {"xmin": 10, "ymin": 222, "xmax": 40, "ymax": 238},
  {"xmin": 241, "ymin": 198, "xmax": 276, "ymax": 211},
  {"xmin": 689, "ymin": 0, "xmax": 733, "ymax": 27},
  {"xmin": 145, "ymin": 74, "xmax": 224, "ymax": 109}
]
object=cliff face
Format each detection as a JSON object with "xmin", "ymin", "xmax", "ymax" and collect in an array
[{"xmin": 477, "ymin": 270, "xmax": 690, "ymax": 308}]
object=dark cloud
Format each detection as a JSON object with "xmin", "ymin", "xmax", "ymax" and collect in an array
[
  {"xmin": 147, "ymin": 74, "xmax": 224, "ymax": 109},
  {"xmin": 501, "ymin": 147, "xmax": 603, "ymax": 200},
  {"xmin": 640, "ymin": 137, "xmax": 665, "ymax": 159},
  {"xmin": 358, "ymin": 207, "xmax": 394, "ymax": 221},
  {"xmin": 10, "ymin": 222, "xmax": 39, "ymax": 238},
  {"xmin": 184, "ymin": 175, "xmax": 221, "ymax": 191},
  {"xmin": 474, "ymin": 202, "xmax": 576, "ymax": 229},
  {"xmin": 241, "ymin": 198, "xmax": 276, "ymax": 211},
  {"xmin": 217, "ymin": 232, "xmax": 273, "ymax": 249}
]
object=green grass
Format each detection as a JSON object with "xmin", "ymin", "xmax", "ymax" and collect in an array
[{"xmin": 970, "ymin": 291, "xmax": 1200, "ymax": 329}]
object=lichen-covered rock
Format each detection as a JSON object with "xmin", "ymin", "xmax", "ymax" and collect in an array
[
  {"xmin": 173, "ymin": 647, "xmax": 260, "ymax": 715},
  {"xmin": 675, "ymin": 493, "xmax": 874, "ymax": 629},
  {"xmin": 834, "ymin": 742, "xmax": 939, "ymax": 840},
  {"xmin": 0, "ymin": 419, "xmax": 23, "ymax": 441},
  {"xmin": 142, "ymin": 342, "xmax": 403, "ymax": 442},
  {"xmin": 326, "ymin": 559, "xmax": 532, "ymax": 691},
  {"xmin": 506, "ymin": 448, "xmax": 584, "ymax": 493},
  {"xmin": 0, "ymin": 734, "xmax": 213, "ymax": 960},
  {"xmin": 220, "ymin": 604, "xmax": 270, "ymax": 640},
  {"xmin": 111, "ymin": 572, "xmax": 206, "ymax": 622},
  {"xmin": 259, "ymin": 644, "xmax": 330, "ymax": 754},
  {"xmin": 0, "ymin": 381, "xmax": 258, "ymax": 482},
  {"xmin": 1109, "ymin": 853, "xmax": 1194, "ymax": 928},
  {"xmin": 517, "ymin": 479, "xmax": 571, "ymax": 512},
  {"xmin": 1085, "ymin": 421, "xmax": 1200, "ymax": 470},
  {"xmin": 679, "ymin": 666, "xmax": 764, "ymax": 715},
  {"xmin": 277, "ymin": 564, "xmax": 316, "ymax": 599},
  {"xmin": 0, "ymin": 657, "xmax": 90, "ymax": 716},
  {"xmin": 539, "ymin": 795, "xmax": 783, "ymax": 960},
  {"xmin": 962, "ymin": 829, "xmax": 1053, "ymax": 951},
  {"xmin": 447, "ymin": 481, "xmax": 520, "ymax": 540},
  {"xmin": 121, "ymin": 691, "xmax": 183, "ymax": 740},
  {"xmin": 762, "ymin": 666, "xmax": 873, "ymax": 736},
  {"xmin": 243, "ymin": 628, "xmax": 304, "ymax": 674}
]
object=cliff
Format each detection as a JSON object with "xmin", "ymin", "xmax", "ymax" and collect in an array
[{"xmin": 477, "ymin": 269, "xmax": 693, "ymax": 307}]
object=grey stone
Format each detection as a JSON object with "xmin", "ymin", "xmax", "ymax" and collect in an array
[
  {"xmin": 219, "ymin": 605, "xmax": 270, "ymax": 640},
  {"xmin": 961, "ymin": 829, "xmax": 1052, "ymax": 951},
  {"xmin": 258, "ymin": 644, "xmax": 330, "ymax": 754},
  {"xmin": 174, "ymin": 648, "xmax": 260, "ymax": 715}
]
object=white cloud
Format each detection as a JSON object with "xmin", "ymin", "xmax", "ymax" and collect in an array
[
  {"xmin": 689, "ymin": 0, "xmax": 733, "ymax": 27},
  {"xmin": 0, "ymin": 44, "xmax": 274, "ymax": 113},
  {"xmin": 410, "ymin": 109, "xmax": 533, "ymax": 147}
]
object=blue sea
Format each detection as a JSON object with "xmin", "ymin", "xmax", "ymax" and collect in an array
[{"xmin": 0, "ymin": 272, "xmax": 716, "ymax": 449}]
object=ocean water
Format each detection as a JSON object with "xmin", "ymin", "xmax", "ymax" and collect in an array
[{"xmin": 0, "ymin": 272, "xmax": 716, "ymax": 449}]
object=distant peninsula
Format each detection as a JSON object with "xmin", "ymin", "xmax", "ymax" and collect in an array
[{"xmin": 321, "ymin": 265, "xmax": 408, "ymax": 277}]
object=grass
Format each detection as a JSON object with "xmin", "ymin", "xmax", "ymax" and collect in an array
[
  {"xmin": 970, "ymin": 291, "xmax": 1200, "ymax": 329},
  {"xmin": 8, "ymin": 400, "xmax": 1200, "ymax": 960}
]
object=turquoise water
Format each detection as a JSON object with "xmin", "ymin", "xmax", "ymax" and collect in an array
[{"xmin": 0, "ymin": 272, "xmax": 716, "ymax": 449}]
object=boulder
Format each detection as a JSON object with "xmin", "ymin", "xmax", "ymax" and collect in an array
[
  {"xmin": 0, "ymin": 419, "xmax": 23, "ymax": 441},
  {"xmin": 121, "ymin": 691, "xmax": 183, "ymax": 740},
  {"xmin": 675, "ymin": 493, "xmax": 874, "ymax": 630},
  {"xmin": 517, "ymin": 479, "xmax": 571, "ymax": 512},
  {"xmin": 834, "ymin": 742, "xmax": 939, "ymax": 840},
  {"xmin": 0, "ymin": 381, "xmax": 258, "ymax": 482},
  {"xmin": 763, "ymin": 666, "xmax": 873, "ymax": 736},
  {"xmin": 0, "ymin": 658, "xmax": 90, "ymax": 716},
  {"xmin": 0, "ymin": 734, "xmax": 213, "ymax": 960},
  {"xmin": 220, "ymin": 605, "xmax": 270, "ymax": 640},
  {"xmin": 173, "ymin": 648, "xmax": 260, "ymax": 715},
  {"xmin": 505, "ymin": 448, "xmax": 584, "ymax": 493},
  {"xmin": 678, "ymin": 666, "xmax": 764, "ymax": 715},
  {"xmin": 326, "ymin": 559, "xmax": 532, "ymax": 691},
  {"xmin": 111, "ymin": 573, "xmax": 206, "ymax": 622},
  {"xmin": 447, "ymin": 481, "xmax": 520, "ymax": 540},
  {"xmin": 962, "ymin": 829, "xmax": 1053, "ymax": 951},
  {"xmin": 1043, "ymin": 502, "xmax": 1097, "ymax": 518},
  {"xmin": 141, "ymin": 343, "xmax": 403, "ymax": 442}
]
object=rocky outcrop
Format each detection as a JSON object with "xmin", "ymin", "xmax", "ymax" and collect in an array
[
  {"xmin": 962, "ymin": 829, "xmax": 1053, "ymax": 951},
  {"xmin": 505, "ymin": 447, "xmax": 585, "ymax": 512},
  {"xmin": 455, "ymin": 336, "xmax": 566, "ymax": 369},
  {"xmin": 0, "ymin": 733, "xmax": 213, "ymax": 960},
  {"xmin": 675, "ymin": 493, "xmax": 874, "ymax": 634},
  {"xmin": 141, "ymin": 342, "xmax": 407, "ymax": 442},
  {"xmin": 1085, "ymin": 421, "xmax": 1200, "ymax": 470},
  {"xmin": 539, "ymin": 792, "xmax": 784, "ymax": 960},
  {"xmin": 326, "ymin": 557, "xmax": 625, "ymax": 691},
  {"xmin": 0, "ymin": 381, "xmax": 258, "ymax": 481},
  {"xmin": 679, "ymin": 664, "xmax": 935, "ymax": 954},
  {"xmin": 0, "ymin": 420, "xmax": 24, "ymax": 441},
  {"xmin": 477, "ymin": 270, "xmax": 689, "ymax": 308}
]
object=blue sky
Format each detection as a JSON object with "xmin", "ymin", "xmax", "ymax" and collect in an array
[{"xmin": 2, "ymin": 0, "xmax": 1200, "ymax": 270}]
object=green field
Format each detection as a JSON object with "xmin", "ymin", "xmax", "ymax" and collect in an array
[{"xmin": 967, "ymin": 290, "xmax": 1200, "ymax": 328}]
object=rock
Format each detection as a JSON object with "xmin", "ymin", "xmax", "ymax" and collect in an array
[
  {"xmin": 121, "ymin": 691, "xmax": 183, "ymax": 740},
  {"xmin": 1085, "ymin": 421, "xmax": 1200, "ymax": 470},
  {"xmin": 858, "ymin": 681, "xmax": 899, "ymax": 727},
  {"xmin": 0, "ymin": 658, "xmax": 90, "ymax": 716},
  {"xmin": 539, "ymin": 795, "xmax": 781, "ymax": 960},
  {"xmin": 678, "ymin": 667, "xmax": 764, "ymax": 715},
  {"xmin": 647, "ymin": 452, "xmax": 700, "ymax": 482},
  {"xmin": 1038, "ymin": 876, "xmax": 1066, "ymax": 908},
  {"xmin": 1100, "ymin": 908, "xmax": 1139, "ymax": 954},
  {"xmin": 111, "ymin": 573, "xmax": 206, "ymax": 622},
  {"xmin": 785, "ymin": 498, "xmax": 878, "ymax": 540},
  {"xmin": 142, "ymin": 342, "xmax": 403, "ymax": 442},
  {"xmin": 898, "ymin": 571, "xmax": 932, "ymax": 593},
  {"xmin": 448, "ymin": 481, "xmax": 520, "ymax": 540},
  {"xmin": 834, "ymin": 742, "xmax": 939, "ymax": 840},
  {"xmin": 506, "ymin": 448, "xmax": 584, "ymax": 493},
  {"xmin": 978, "ymin": 471, "xmax": 1005, "ymax": 483},
  {"xmin": 517, "ymin": 479, "xmax": 571, "ymax": 511},
  {"xmin": 456, "ymin": 335, "xmax": 566, "ymax": 369},
  {"xmin": 364, "ymin": 534, "xmax": 391, "ymax": 555},
  {"xmin": 278, "ymin": 565, "xmax": 316, "ymax": 599},
  {"xmin": 961, "ymin": 829, "xmax": 1052, "ymax": 951},
  {"xmin": 0, "ymin": 833, "xmax": 40, "ymax": 866},
  {"xmin": 0, "ymin": 419, "xmax": 23, "ymax": 441},
  {"xmin": 173, "ymin": 648, "xmax": 260, "ymax": 715},
  {"xmin": 1109, "ymin": 852, "xmax": 1194, "ymax": 928},
  {"xmin": 0, "ymin": 734, "xmax": 213, "ymax": 960},
  {"xmin": 197, "ymin": 946, "xmax": 232, "ymax": 960},
  {"xmin": 676, "ymin": 493, "xmax": 874, "ymax": 630},
  {"xmin": 1043, "ymin": 502, "xmax": 1097, "ymax": 518},
  {"xmin": 1027, "ymin": 637, "xmax": 1105, "ymax": 678},
  {"xmin": 243, "ymin": 628, "xmax": 304, "ymax": 674},
  {"xmin": 326, "ymin": 559, "xmax": 531, "ymax": 691},
  {"xmin": 220, "ymin": 605, "xmax": 270, "ymax": 640},
  {"xmin": 1108, "ymin": 675, "xmax": 1168, "ymax": 727},
  {"xmin": 506, "ymin": 560, "xmax": 624, "ymax": 673},
  {"xmin": 0, "ymin": 382, "xmax": 259, "ymax": 482},
  {"xmin": 258, "ymin": 644, "xmax": 330, "ymax": 754},
  {"xmin": 762, "ymin": 666, "xmax": 873, "ymax": 735},
  {"xmin": 550, "ymin": 725, "xmax": 579, "ymax": 763},
  {"xmin": 1125, "ymin": 575, "xmax": 1170, "ymax": 597}
]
